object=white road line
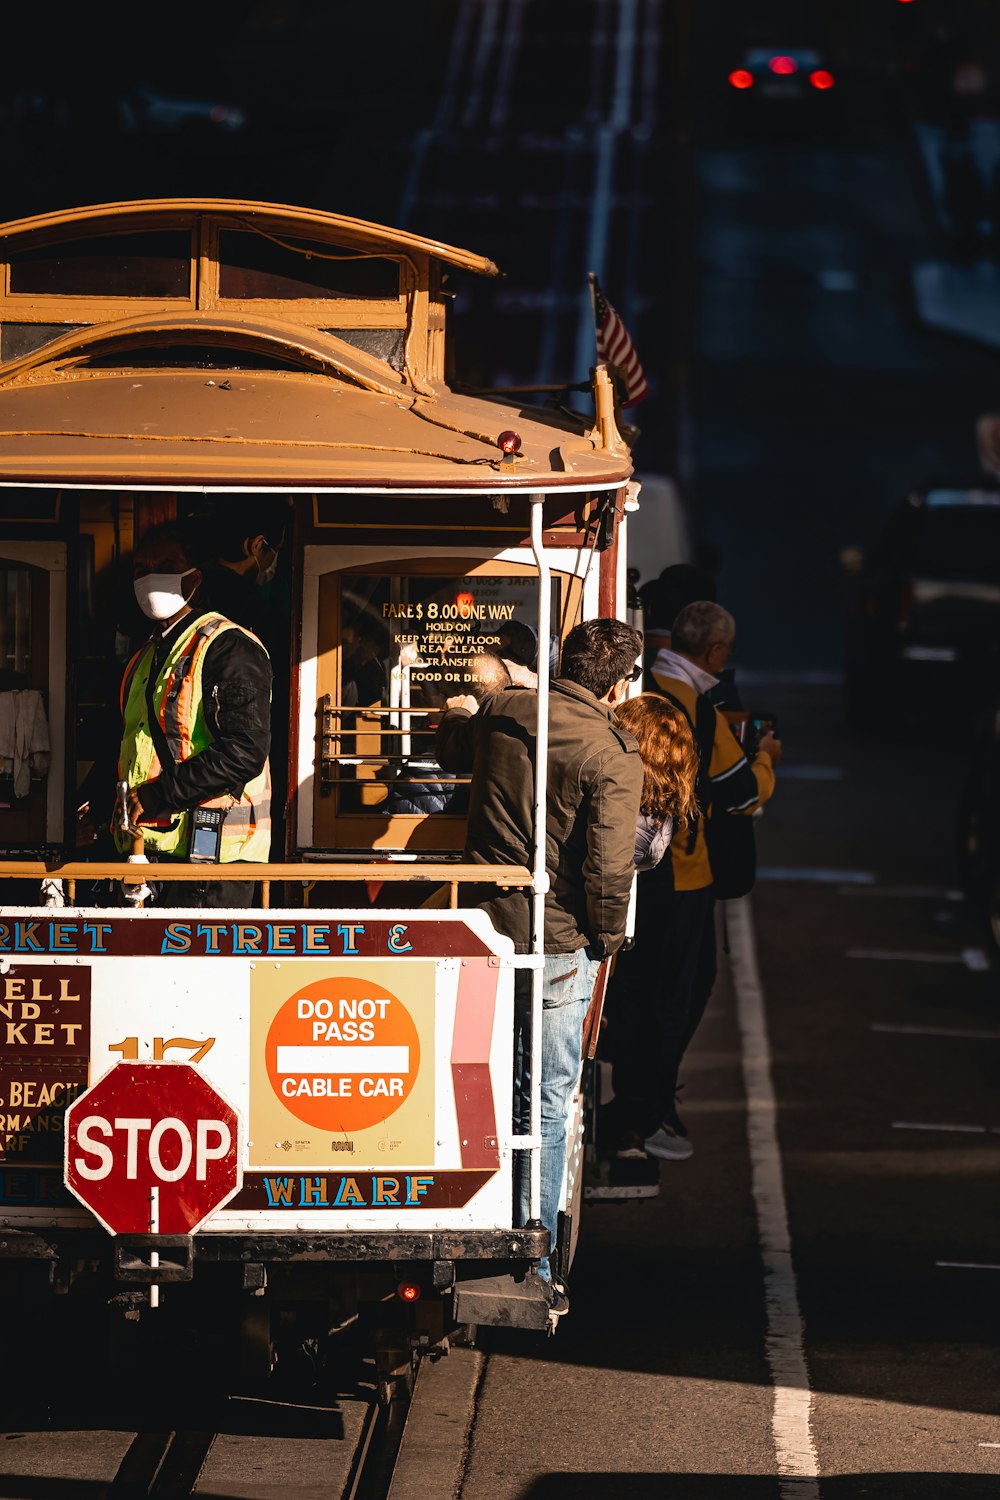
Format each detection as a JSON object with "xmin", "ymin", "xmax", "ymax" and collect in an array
[
  {"xmin": 758, "ymin": 867, "xmax": 876, "ymax": 885},
  {"xmin": 963, "ymin": 948, "xmax": 992, "ymax": 972},
  {"xmin": 573, "ymin": 0, "xmax": 639, "ymax": 390},
  {"xmin": 488, "ymin": 0, "xmax": 527, "ymax": 131},
  {"xmin": 979, "ymin": 1442, "xmax": 1000, "ymax": 1447},
  {"xmin": 937, "ymin": 1261, "xmax": 1000, "ymax": 1271},
  {"xmin": 872, "ymin": 1023, "xmax": 1000, "ymax": 1040},
  {"xmin": 397, "ymin": 0, "xmax": 477, "ymax": 224},
  {"xmin": 837, "ymin": 885, "xmax": 963, "ymax": 900},
  {"xmin": 639, "ymin": 0, "xmax": 661, "ymax": 126},
  {"xmin": 892, "ymin": 1121, "xmax": 988, "ymax": 1134},
  {"xmin": 851, "ymin": 947, "xmax": 991, "ymax": 972},
  {"xmin": 726, "ymin": 896, "xmax": 820, "ymax": 1498},
  {"xmin": 462, "ymin": 0, "xmax": 502, "ymax": 130},
  {"xmin": 847, "ymin": 948, "xmax": 964, "ymax": 964}
]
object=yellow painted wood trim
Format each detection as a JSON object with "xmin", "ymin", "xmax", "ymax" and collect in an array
[
  {"xmin": 0, "ymin": 199, "xmax": 501, "ymax": 277},
  {"xmin": 0, "ymin": 860, "xmax": 532, "ymax": 884}
]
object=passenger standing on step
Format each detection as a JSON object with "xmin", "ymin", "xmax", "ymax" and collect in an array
[{"xmin": 436, "ymin": 618, "xmax": 643, "ymax": 1316}]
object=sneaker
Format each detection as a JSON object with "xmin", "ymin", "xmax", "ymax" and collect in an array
[
  {"xmin": 644, "ymin": 1123, "xmax": 694, "ymax": 1161},
  {"xmin": 614, "ymin": 1131, "xmax": 649, "ymax": 1161},
  {"xmin": 541, "ymin": 1277, "xmax": 570, "ymax": 1318}
]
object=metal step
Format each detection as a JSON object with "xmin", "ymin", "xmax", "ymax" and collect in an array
[
  {"xmin": 452, "ymin": 1272, "xmax": 554, "ymax": 1331},
  {"xmin": 583, "ymin": 1155, "xmax": 661, "ymax": 1202}
]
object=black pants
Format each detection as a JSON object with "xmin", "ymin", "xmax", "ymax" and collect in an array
[
  {"xmin": 604, "ymin": 878, "xmax": 716, "ymax": 1143},
  {"xmin": 140, "ymin": 855, "xmax": 257, "ymax": 909}
]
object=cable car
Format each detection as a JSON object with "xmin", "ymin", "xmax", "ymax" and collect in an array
[{"xmin": 0, "ymin": 199, "xmax": 641, "ymax": 1377}]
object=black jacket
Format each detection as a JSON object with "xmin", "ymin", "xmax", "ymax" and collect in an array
[{"xmin": 436, "ymin": 680, "xmax": 643, "ymax": 955}]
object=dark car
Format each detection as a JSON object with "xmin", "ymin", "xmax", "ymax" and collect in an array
[
  {"xmin": 843, "ymin": 486, "xmax": 1000, "ymax": 732},
  {"xmin": 957, "ymin": 685, "xmax": 1000, "ymax": 959},
  {"xmin": 726, "ymin": 46, "xmax": 841, "ymax": 132},
  {"xmin": 117, "ymin": 84, "xmax": 247, "ymax": 136}
]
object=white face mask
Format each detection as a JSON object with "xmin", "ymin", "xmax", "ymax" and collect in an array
[
  {"xmin": 256, "ymin": 547, "xmax": 278, "ymax": 588},
  {"xmin": 134, "ymin": 569, "xmax": 197, "ymax": 621}
]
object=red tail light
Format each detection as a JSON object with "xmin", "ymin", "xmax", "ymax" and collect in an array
[
  {"xmin": 769, "ymin": 56, "xmax": 798, "ymax": 75},
  {"xmin": 397, "ymin": 1281, "xmax": 421, "ymax": 1303},
  {"xmin": 729, "ymin": 70, "xmax": 754, "ymax": 90},
  {"xmin": 809, "ymin": 70, "xmax": 836, "ymax": 91}
]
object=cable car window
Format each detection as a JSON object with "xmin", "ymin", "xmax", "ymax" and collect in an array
[
  {"xmin": 82, "ymin": 346, "xmax": 305, "ymax": 371},
  {"xmin": 8, "ymin": 232, "xmax": 191, "ymax": 297},
  {"xmin": 218, "ymin": 232, "xmax": 400, "ymax": 300},
  {"xmin": 323, "ymin": 573, "xmax": 558, "ymax": 827},
  {"xmin": 0, "ymin": 567, "xmax": 33, "ymax": 679},
  {"xmin": 0, "ymin": 491, "xmax": 60, "ymax": 523},
  {"xmin": 0, "ymin": 559, "xmax": 51, "ymax": 836},
  {"xmin": 1, "ymin": 323, "xmax": 84, "ymax": 361}
]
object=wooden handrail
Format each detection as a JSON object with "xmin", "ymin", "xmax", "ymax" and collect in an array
[{"xmin": 0, "ymin": 860, "xmax": 532, "ymax": 911}]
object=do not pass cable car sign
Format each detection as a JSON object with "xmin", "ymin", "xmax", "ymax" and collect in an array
[{"xmin": 64, "ymin": 1063, "xmax": 242, "ymax": 1235}]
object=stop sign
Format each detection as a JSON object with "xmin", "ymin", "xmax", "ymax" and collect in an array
[{"xmin": 64, "ymin": 1062, "xmax": 242, "ymax": 1235}]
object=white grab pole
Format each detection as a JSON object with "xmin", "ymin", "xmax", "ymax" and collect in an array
[{"xmin": 528, "ymin": 495, "xmax": 552, "ymax": 1226}]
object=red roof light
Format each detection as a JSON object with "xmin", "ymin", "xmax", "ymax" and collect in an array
[
  {"xmin": 809, "ymin": 70, "xmax": 835, "ymax": 91},
  {"xmin": 769, "ymin": 56, "xmax": 798, "ymax": 75},
  {"xmin": 497, "ymin": 429, "xmax": 521, "ymax": 454},
  {"xmin": 729, "ymin": 69, "xmax": 754, "ymax": 90}
]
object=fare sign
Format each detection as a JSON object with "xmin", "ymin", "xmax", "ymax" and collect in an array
[{"xmin": 64, "ymin": 1063, "xmax": 242, "ymax": 1235}]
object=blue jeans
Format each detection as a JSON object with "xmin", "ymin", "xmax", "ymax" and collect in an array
[{"xmin": 513, "ymin": 949, "xmax": 601, "ymax": 1280}]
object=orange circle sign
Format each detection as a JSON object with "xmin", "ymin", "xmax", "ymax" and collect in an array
[{"xmin": 265, "ymin": 975, "xmax": 420, "ymax": 1132}]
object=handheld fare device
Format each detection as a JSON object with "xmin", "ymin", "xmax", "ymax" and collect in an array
[{"xmin": 190, "ymin": 806, "xmax": 225, "ymax": 862}]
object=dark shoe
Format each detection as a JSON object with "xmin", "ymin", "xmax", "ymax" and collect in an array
[
  {"xmin": 614, "ymin": 1131, "xmax": 649, "ymax": 1161},
  {"xmin": 542, "ymin": 1277, "xmax": 569, "ymax": 1318}
]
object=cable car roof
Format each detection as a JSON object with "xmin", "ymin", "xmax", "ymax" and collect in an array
[{"xmin": 0, "ymin": 313, "xmax": 631, "ymax": 489}]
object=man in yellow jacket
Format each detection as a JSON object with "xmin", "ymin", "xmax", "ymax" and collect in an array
[
  {"xmin": 116, "ymin": 522, "xmax": 272, "ymax": 907},
  {"xmin": 605, "ymin": 600, "xmax": 781, "ymax": 1161}
]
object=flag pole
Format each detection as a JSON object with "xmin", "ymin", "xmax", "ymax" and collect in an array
[{"xmin": 587, "ymin": 271, "xmax": 599, "ymax": 363}]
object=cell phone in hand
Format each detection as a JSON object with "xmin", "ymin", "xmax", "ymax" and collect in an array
[{"xmin": 749, "ymin": 713, "xmax": 777, "ymax": 754}]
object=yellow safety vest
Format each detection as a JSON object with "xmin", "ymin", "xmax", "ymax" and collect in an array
[{"xmin": 116, "ymin": 612, "xmax": 271, "ymax": 863}]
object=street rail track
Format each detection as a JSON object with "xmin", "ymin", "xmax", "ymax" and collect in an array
[{"xmin": 101, "ymin": 1379, "xmax": 417, "ymax": 1499}]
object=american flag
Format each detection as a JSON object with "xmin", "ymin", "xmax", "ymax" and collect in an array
[{"xmin": 590, "ymin": 274, "xmax": 648, "ymax": 408}]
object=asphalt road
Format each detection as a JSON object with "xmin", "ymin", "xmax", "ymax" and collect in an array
[{"xmin": 456, "ymin": 682, "xmax": 1000, "ymax": 1497}]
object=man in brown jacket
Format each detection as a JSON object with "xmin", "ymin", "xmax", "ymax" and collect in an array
[{"xmin": 436, "ymin": 618, "xmax": 643, "ymax": 1313}]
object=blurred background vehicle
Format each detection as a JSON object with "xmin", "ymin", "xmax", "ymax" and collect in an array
[
  {"xmin": 957, "ymin": 681, "xmax": 1000, "ymax": 960},
  {"xmin": 725, "ymin": 45, "xmax": 841, "ymax": 134},
  {"xmin": 117, "ymin": 83, "xmax": 247, "ymax": 136},
  {"xmin": 843, "ymin": 486, "xmax": 1000, "ymax": 733}
]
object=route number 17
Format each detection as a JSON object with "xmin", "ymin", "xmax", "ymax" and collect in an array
[{"xmin": 108, "ymin": 1036, "xmax": 216, "ymax": 1063}]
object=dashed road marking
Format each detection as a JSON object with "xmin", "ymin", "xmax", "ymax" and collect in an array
[
  {"xmin": 892, "ymin": 1121, "xmax": 988, "ymax": 1134},
  {"xmin": 937, "ymin": 1261, "xmax": 1000, "ymax": 1271},
  {"xmin": 872, "ymin": 1023, "xmax": 1000, "ymax": 1041},
  {"xmin": 849, "ymin": 948, "xmax": 990, "ymax": 971},
  {"xmin": 837, "ymin": 885, "xmax": 963, "ymax": 901},
  {"xmin": 758, "ymin": 867, "xmax": 876, "ymax": 885}
]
